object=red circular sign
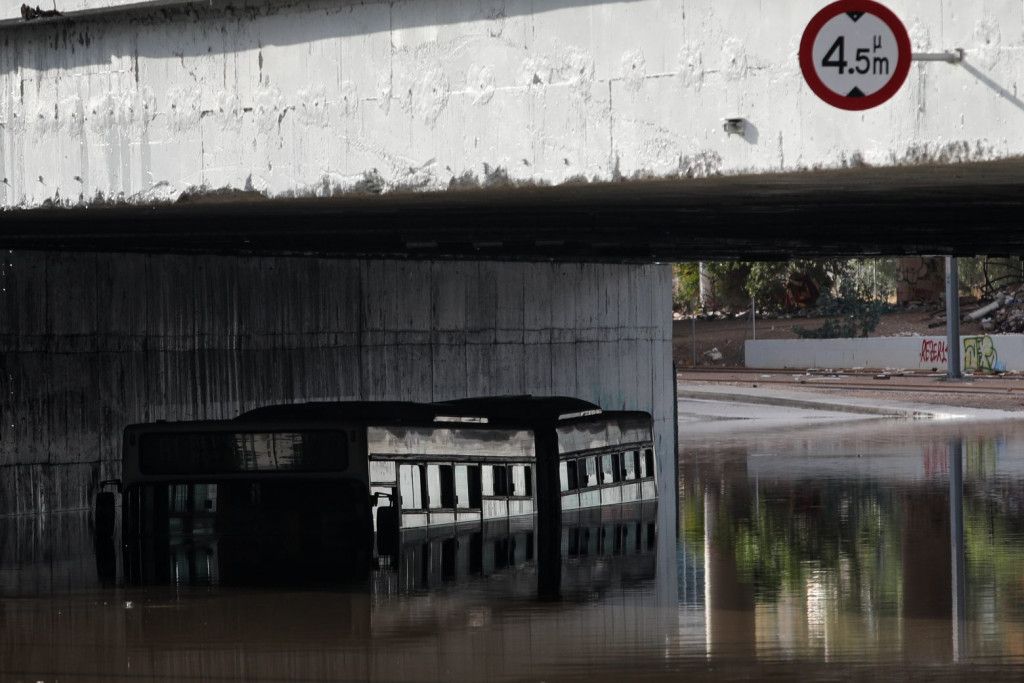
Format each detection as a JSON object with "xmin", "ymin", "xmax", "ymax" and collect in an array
[{"xmin": 799, "ymin": 0, "xmax": 912, "ymax": 111}]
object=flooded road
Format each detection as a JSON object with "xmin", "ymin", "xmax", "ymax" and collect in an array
[
  {"xmin": 6, "ymin": 415, "xmax": 1024, "ymax": 680},
  {"xmin": 678, "ymin": 417, "xmax": 1024, "ymax": 679}
]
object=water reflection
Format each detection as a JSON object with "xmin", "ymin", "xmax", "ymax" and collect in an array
[
  {"xmin": 0, "ymin": 505, "xmax": 670, "ymax": 681},
  {"xmin": 680, "ymin": 420, "xmax": 1024, "ymax": 668},
  {"xmin": 115, "ymin": 504, "xmax": 658, "ymax": 596},
  {"xmin": 15, "ymin": 418, "xmax": 1024, "ymax": 678}
]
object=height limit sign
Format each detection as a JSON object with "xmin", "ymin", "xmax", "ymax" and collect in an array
[{"xmin": 799, "ymin": 0, "xmax": 911, "ymax": 110}]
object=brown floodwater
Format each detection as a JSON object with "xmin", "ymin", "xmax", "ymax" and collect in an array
[{"xmin": 6, "ymin": 417, "xmax": 1024, "ymax": 680}]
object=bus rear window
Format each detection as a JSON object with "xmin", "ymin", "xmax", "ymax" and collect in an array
[{"xmin": 139, "ymin": 431, "xmax": 348, "ymax": 475}]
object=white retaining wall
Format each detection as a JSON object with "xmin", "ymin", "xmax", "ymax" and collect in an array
[{"xmin": 745, "ymin": 334, "xmax": 1024, "ymax": 373}]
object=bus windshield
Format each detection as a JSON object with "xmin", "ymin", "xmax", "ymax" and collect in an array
[{"xmin": 139, "ymin": 431, "xmax": 348, "ymax": 475}]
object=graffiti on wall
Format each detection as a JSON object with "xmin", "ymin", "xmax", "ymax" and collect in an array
[
  {"xmin": 963, "ymin": 335, "xmax": 999, "ymax": 372},
  {"xmin": 919, "ymin": 336, "xmax": 1002, "ymax": 371},
  {"xmin": 919, "ymin": 339, "xmax": 948, "ymax": 364}
]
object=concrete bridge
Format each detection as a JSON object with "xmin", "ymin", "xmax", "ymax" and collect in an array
[{"xmin": 1, "ymin": 0, "xmax": 1023, "ymax": 515}]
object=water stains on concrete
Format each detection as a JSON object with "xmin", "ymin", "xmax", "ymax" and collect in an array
[
  {"xmin": 0, "ymin": 252, "xmax": 673, "ymax": 516},
  {"xmin": 1, "ymin": 0, "xmax": 1019, "ymax": 209}
]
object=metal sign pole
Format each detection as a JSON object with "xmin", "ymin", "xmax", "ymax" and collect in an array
[
  {"xmin": 750, "ymin": 294, "xmax": 756, "ymax": 341},
  {"xmin": 673, "ymin": 360, "xmax": 680, "ymax": 539},
  {"xmin": 691, "ymin": 316, "xmax": 697, "ymax": 367},
  {"xmin": 946, "ymin": 256, "xmax": 961, "ymax": 379},
  {"xmin": 912, "ymin": 49, "xmax": 964, "ymax": 63}
]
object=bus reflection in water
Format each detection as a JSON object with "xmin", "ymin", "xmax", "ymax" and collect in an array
[
  {"xmin": 146, "ymin": 504, "xmax": 658, "ymax": 596},
  {"xmin": 101, "ymin": 396, "xmax": 657, "ymax": 592}
]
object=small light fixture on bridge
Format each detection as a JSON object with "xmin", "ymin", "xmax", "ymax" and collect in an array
[{"xmin": 722, "ymin": 116, "xmax": 747, "ymax": 136}]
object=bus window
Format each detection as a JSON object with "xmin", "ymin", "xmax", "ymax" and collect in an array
[
  {"xmin": 455, "ymin": 465, "xmax": 470, "ymax": 508},
  {"xmin": 559, "ymin": 462, "xmax": 569, "ymax": 492},
  {"xmin": 168, "ymin": 484, "xmax": 218, "ymax": 514},
  {"xmin": 400, "ymin": 464, "xmax": 423, "ymax": 510},
  {"xmin": 494, "ymin": 466, "xmax": 510, "ymax": 496},
  {"xmin": 567, "ymin": 461, "xmax": 579, "ymax": 490},
  {"xmin": 584, "ymin": 457, "xmax": 598, "ymax": 488},
  {"xmin": 468, "ymin": 466, "xmax": 482, "ymax": 508},
  {"xmin": 623, "ymin": 451, "xmax": 638, "ymax": 481},
  {"xmin": 439, "ymin": 465, "xmax": 456, "ymax": 509},
  {"xmin": 600, "ymin": 454, "xmax": 617, "ymax": 485},
  {"xmin": 524, "ymin": 466, "xmax": 533, "ymax": 497},
  {"xmin": 482, "ymin": 465, "xmax": 495, "ymax": 496},
  {"xmin": 511, "ymin": 465, "xmax": 527, "ymax": 497},
  {"xmin": 170, "ymin": 484, "xmax": 189, "ymax": 513},
  {"xmin": 140, "ymin": 430, "xmax": 348, "ymax": 475},
  {"xmin": 641, "ymin": 449, "xmax": 655, "ymax": 479},
  {"xmin": 426, "ymin": 465, "xmax": 442, "ymax": 509}
]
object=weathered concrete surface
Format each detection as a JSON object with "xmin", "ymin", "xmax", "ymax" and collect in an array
[
  {"xmin": 6, "ymin": 160, "xmax": 1024, "ymax": 260},
  {"xmin": 0, "ymin": 512, "xmax": 99, "ymax": 593},
  {"xmin": 0, "ymin": 0, "xmax": 182, "ymax": 24},
  {"xmin": 0, "ymin": 0, "xmax": 1021, "ymax": 209},
  {"xmin": 0, "ymin": 253, "xmax": 672, "ymax": 516}
]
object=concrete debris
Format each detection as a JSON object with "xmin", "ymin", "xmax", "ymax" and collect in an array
[
  {"xmin": 703, "ymin": 347, "xmax": 724, "ymax": 362},
  {"xmin": 979, "ymin": 286, "xmax": 1024, "ymax": 333},
  {"xmin": 966, "ymin": 294, "xmax": 1006, "ymax": 322}
]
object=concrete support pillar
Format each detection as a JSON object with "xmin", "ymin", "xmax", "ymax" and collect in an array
[
  {"xmin": 0, "ymin": 253, "xmax": 674, "ymax": 518},
  {"xmin": 897, "ymin": 256, "xmax": 945, "ymax": 305},
  {"xmin": 535, "ymin": 428, "xmax": 562, "ymax": 599},
  {"xmin": 698, "ymin": 262, "xmax": 716, "ymax": 310}
]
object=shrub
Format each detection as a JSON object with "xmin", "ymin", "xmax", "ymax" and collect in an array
[{"xmin": 794, "ymin": 279, "xmax": 889, "ymax": 339}]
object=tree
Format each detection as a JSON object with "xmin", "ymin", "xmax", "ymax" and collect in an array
[{"xmin": 794, "ymin": 276, "xmax": 887, "ymax": 338}]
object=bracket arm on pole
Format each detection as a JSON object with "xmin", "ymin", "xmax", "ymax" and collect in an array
[{"xmin": 912, "ymin": 48, "xmax": 964, "ymax": 64}]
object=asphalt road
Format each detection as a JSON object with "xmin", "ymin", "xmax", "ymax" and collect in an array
[{"xmin": 678, "ymin": 368, "xmax": 1024, "ymax": 413}]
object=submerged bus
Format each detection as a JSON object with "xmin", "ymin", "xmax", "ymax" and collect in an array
[{"xmin": 101, "ymin": 396, "xmax": 657, "ymax": 578}]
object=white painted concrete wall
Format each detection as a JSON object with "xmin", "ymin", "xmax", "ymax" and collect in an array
[
  {"xmin": 746, "ymin": 334, "xmax": 1024, "ymax": 373},
  {"xmin": 0, "ymin": 0, "xmax": 1020, "ymax": 207}
]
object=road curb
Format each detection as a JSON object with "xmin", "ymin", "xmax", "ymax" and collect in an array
[{"xmin": 678, "ymin": 387, "xmax": 930, "ymax": 418}]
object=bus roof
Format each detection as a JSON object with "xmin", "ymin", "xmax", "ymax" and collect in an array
[{"xmin": 234, "ymin": 396, "xmax": 604, "ymax": 425}]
